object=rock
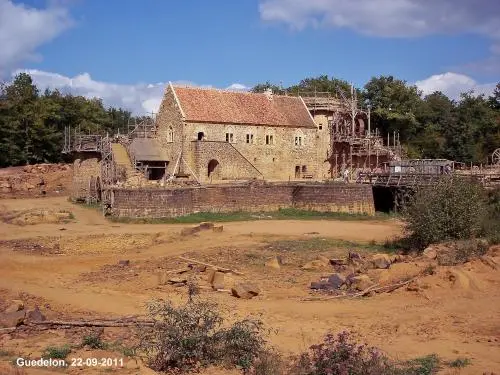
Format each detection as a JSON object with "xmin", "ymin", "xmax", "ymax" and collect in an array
[
  {"xmin": 4, "ymin": 300, "xmax": 24, "ymax": 314},
  {"xmin": 350, "ymin": 275, "xmax": 373, "ymax": 291},
  {"xmin": 118, "ymin": 260, "xmax": 130, "ymax": 266},
  {"xmin": 330, "ymin": 258, "xmax": 348, "ymax": 266},
  {"xmin": 265, "ymin": 256, "xmax": 281, "ymax": 270},
  {"xmin": 302, "ymin": 260, "xmax": 327, "ymax": 270},
  {"xmin": 317, "ymin": 255, "xmax": 330, "ymax": 266},
  {"xmin": 310, "ymin": 281, "xmax": 330, "ymax": 290},
  {"xmin": 198, "ymin": 222, "xmax": 214, "ymax": 230},
  {"xmin": 422, "ymin": 246, "xmax": 438, "ymax": 260},
  {"xmin": 0, "ymin": 309, "xmax": 26, "ymax": 327},
  {"xmin": 370, "ymin": 254, "xmax": 392, "ymax": 269},
  {"xmin": 211, "ymin": 272, "xmax": 225, "ymax": 290},
  {"xmin": 212, "ymin": 225, "xmax": 224, "ymax": 233},
  {"xmin": 168, "ymin": 277, "xmax": 187, "ymax": 285},
  {"xmin": 26, "ymin": 306, "xmax": 46, "ymax": 322},
  {"xmin": 327, "ymin": 273, "xmax": 346, "ymax": 289},
  {"xmin": 181, "ymin": 227, "xmax": 200, "ymax": 236},
  {"xmin": 231, "ymin": 283, "xmax": 260, "ymax": 299},
  {"xmin": 348, "ymin": 252, "xmax": 362, "ymax": 260},
  {"xmin": 390, "ymin": 254, "xmax": 405, "ymax": 263},
  {"xmin": 192, "ymin": 264, "xmax": 207, "ymax": 272}
]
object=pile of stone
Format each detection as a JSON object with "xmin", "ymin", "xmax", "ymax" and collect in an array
[
  {"xmin": 22, "ymin": 163, "xmax": 71, "ymax": 174},
  {"xmin": 180, "ymin": 222, "xmax": 224, "ymax": 236},
  {"xmin": 309, "ymin": 252, "xmax": 404, "ymax": 295},
  {"xmin": 0, "ymin": 300, "xmax": 46, "ymax": 328}
]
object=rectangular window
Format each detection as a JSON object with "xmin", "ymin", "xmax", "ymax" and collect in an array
[
  {"xmin": 266, "ymin": 135, "xmax": 274, "ymax": 145},
  {"xmin": 294, "ymin": 136, "xmax": 302, "ymax": 146},
  {"xmin": 246, "ymin": 134, "xmax": 254, "ymax": 144},
  {"xmin": 225, "ymin": 133, "xmax": 233, "ymax": 143}
]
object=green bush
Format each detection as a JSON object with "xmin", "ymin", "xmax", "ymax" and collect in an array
[
  {"xmin": 42, "ymin": 345, "xmax": 71, "ymax": 359},
  {"xmin": 139, "ymin": 299, "xmax": 266, "ymax": 373},
  {"xmin": 82, "ymin": 334, "xmax": 108, "ymax": 349},
  {"xmin": 401, "ymin": 177, "xmax": 488, "ymax": 251}
]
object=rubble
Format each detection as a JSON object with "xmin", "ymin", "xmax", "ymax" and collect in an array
[
  {"xmin": 231, "ymin": 283, "xmax": 260, "ymax": 299},
  {"xmin": 4, "ymin": 300, "xmax": 24, "ymax": 314},
  {"xmin": 265, "ymin": 256, "xmax": 283, "ymax": 270},
  {"xmin": 369, "ymin": 254, "xmax": 392, "ymax": 269}
]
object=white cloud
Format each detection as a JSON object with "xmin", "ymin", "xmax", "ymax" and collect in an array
[
  {"xmin": 415, "ymin": 72, "xmax": 496, "ymax": 100},
  {"xmin": 259, "ymin": 0, "xmax": 500, "ymax": 38},
  {"xmin": 15, "ymin": 69, "xmax": 249, "ymax": 114},
  {"xmin": 225, "ymin": 83, "xmax": 250, "ymax": 91},
  {"xmin": 0, "ymin": 0, "xmax": 73, "ymax": 75}
]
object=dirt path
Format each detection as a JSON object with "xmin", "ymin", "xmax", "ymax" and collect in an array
[{"xmin": 1, "ymin": 196, "xmax": 499, "ymax": 374}]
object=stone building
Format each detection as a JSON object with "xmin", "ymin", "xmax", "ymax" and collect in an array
[{"xmin": 152, "ymin": 83, "xmax": 329, "ymax": 183}]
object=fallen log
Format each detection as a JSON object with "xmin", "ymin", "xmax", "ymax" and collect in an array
[
  {"xmin": 29, "ymin": 320, "xmax": 154, "ymax": 328},
  {"xmin": 178, "ymin": 256, "xmax": 244, "ymax": 275}
]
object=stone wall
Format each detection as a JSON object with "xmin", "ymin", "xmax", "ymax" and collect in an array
[
  {"xmin": 71, "ymin": 158, "xmax": 101, "ymax": 201},
  {"xmin": 183, "ymin": 122, "xmax": 321, "ymax": 181},
  {"xmin": 110, "ymin": 182, "xmax": 375, "ymax": 218}
]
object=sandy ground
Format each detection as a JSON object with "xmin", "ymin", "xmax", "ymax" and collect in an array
[{"xmin": 0, "ymin": 196, "xmax": 499, "ymax": 375}]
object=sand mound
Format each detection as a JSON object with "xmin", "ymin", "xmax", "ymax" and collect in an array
[{"xmin": 0, "ymin": 208, "xmax": 74, "ymax": 226}]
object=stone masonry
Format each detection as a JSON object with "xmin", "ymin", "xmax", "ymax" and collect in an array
[{"xmin": 110, "ymin": 182, "xmax": 375, "ymax": 218}]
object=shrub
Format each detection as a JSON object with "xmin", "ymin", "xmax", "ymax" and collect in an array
[
  {"xmin": 247, "ymin": 349, "xmax": 285, "ymax": 375},
  {"xmin": 288, "ymin": 332, "xmax": 441, "ymax": 375},
  {"xmin": 82, "ymin": 334, "xmax": 108, "ymax": 349},
  {"xmin": 42, "ymin": 345, "xmax": 71, "ymax": 359},
  {"xmin": 401, "ymin": 177, "xmax": 488, "ymax": 251},
  {"xmin": 437, "ymin": 239, "xmax": 489, "ymax": 266},
  {"xmin": 289, "ymin": 331, "xmax": 396, "ymax": 375},
  {"xmin": 138, "ymin": 299, "xmax": 265, "ymax": 373},
  {"xmin": 446, "ymin": 357, "xmax": 471, "ymax": 368}
]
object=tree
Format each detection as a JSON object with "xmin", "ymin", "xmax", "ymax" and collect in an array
[
  {"xmin": 251, "ymin": 81, "xmax": 283, "ymax": 94},
  {"xmin": 287, "ymin": 75, "xmax": 354, "ymax": 97},
  {"xmin": 362, "ymin": 76, "xmax": 422, "ymax": 142}
]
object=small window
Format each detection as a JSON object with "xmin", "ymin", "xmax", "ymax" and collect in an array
[
  {"xmin": 302, "ymin": 165, "xmax": 307, "ymax": 173},
  {"xmin": 246, "ymin": 134, "xmax": 254, "ymax": 144},
  {"xmin": 167, "ymin": 126, "xmax": 174, "ymax": 142},
  {"xmin": 319, "ymin": 125, "xmax": 323, "ymax": 130},
  {"xmin": 225, "ymin": 133, "xmax": 234, "ymax": 143},
  {"xmin": 266, "ymin": 135, "xmax": 274, "ymax": 145},
  {"xmin": 294, "ymin": 136, "xmax": 302, "ymax": 146}
]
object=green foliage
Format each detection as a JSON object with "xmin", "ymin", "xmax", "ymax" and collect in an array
[
  {"xmin": 42, "ymin": 345, "xmax": 71, "ymax": 359},
  {"xmin": 81, "ymin": 334, "xmax": 108, "ymax": 349},
  {"xmin": 0, "ymin": 73, "xmax": 135, "ymax": 168},
  {"xmin": 403, "ymin": 354, "xmax": 441, "ymax": 375},
  {"xmin": 446, "ymin": 357, "xmax": 471, "ymax": 368},
  {"xmin": 401, "ymin": 177, "xmax": 488, "ymax": 250},
  {"xmin": 139, "ymin": 299, "xmax": 266, "ymax": 373}
]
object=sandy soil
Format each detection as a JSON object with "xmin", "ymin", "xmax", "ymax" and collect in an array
[{"xmin": 0, "ymin": 196, "xmax": 498, "ymax": 375}]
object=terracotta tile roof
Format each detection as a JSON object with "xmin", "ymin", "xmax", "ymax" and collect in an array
[{"xmin": 172, "ymin": 86, "xmax": 316, "ymax": 128}]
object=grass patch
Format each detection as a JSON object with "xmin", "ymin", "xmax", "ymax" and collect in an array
[
  {"xmin": 108, "ymin": 208, "xmax": 395, "ymax": 224},
  {"xmin": 0, "ymin": 349, "xmax": 15, "ymax": 358},
  {"xmin": 81, "ymin": 334, "xmax": 108, "ymax": 350},
  {"xmin": 42, "ymin": 345, "xmax": 71, "ymax": 359},
  {"xmin": 265, "ymin": 237, "xmax": 391, "ymax": 253},
  {"xmin": 446, "ymin": 358, "xmax": 471, "ymax": 368},
  {"xmin": 404, "ymin": 354, "xmax": 441, "ymax": 375}
]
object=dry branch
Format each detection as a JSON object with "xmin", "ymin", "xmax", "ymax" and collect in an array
[{"xmin": 178, "ymin": 256, "xmax": 244, "ymax": 275}]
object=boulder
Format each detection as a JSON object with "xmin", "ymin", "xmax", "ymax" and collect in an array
[
  {"xmin": 231, "ymin": 283, "xmax": 260, "ymax": 299},
  {"xmin": 330, "ymin": 258, "xmax": 348, "ymax": 266},
  {"xmin": 0, "ymin": 309, "xmax": 26, "ymax": 327},
  {"xmin": 168, "ymin": 277, "xmax": 187, "ymax": 285},
  {"xmin": 348, "ymin": 252, "xmax": 362, "ymax": 260},
  {"xmin": 370, "ymin": 254, "xmax": 392, "ymax": 269},
  {"xmin": 327, "ymin": 273, "xmax": 346, "ymax": 289},
  {"xmin": 350, "ymin": 275, "xmax": 373, "ymax": 291},
  {"xmin": 310, "ymin": 281, "xmax": 330, "ymax": 290},
  {"xmin": 26, "ymin": 306, "xmax": 46, "ymax": 322},
  {"xmin": 317, "ymin": 255, "xmax": 331, "ymax": 266},
  {"xmin": 198, "ymin": 222, "xmax": 214, "ymax": 230},
  {"xmin": 4, "ymin": 300, "xmax": 24, "ymax": 314},
  {"xmin": 265, "ymin": 256, "xmax": 281, "ymax": 270},
  {"xmin": 212, "ymin": 226, "xmax": 224, "ymax": 233},
  {"xmin": 422, "ymin": 246, "xmax": 438, "ymax": 260},
  {"xmin": 118, "ymin": 260, "xmax": 130, "ymax": 266},
  {"xmin": 302, "ymin": 260, "xmax": 327, "ymax": 270},
  {"xmin": 211, "ymin": 271, "xmax": 225, "ymax": 290}
]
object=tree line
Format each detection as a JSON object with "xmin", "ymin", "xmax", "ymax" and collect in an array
[
  {"xmin": 0, "ymin": 73, "xmax": 137, "ymax": 167},
  {"xmin": 0, "ymin": 72, "xmax": 499, "ymax": 168},
  {"xmin": 254, "ymin": 75, "xmax": 500, "ymax": 164}
]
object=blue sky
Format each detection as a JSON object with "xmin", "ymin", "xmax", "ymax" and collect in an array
[{"xmin": 1, "ymin": 0, "xmax": 499, "ymax": 113}]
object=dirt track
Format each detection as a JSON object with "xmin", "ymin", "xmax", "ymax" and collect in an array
[{"xmin": 0, "ymin": 196, "xmax": 499, "ymax": 374}]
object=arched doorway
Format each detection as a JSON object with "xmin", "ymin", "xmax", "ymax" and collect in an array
[
  {"xmin": 197, "ymin": 132, "xmax": 205, "ymax": 141},
  {"xmin": 207, "ymin": 159, "xmax": 219, "ymax": 179}
]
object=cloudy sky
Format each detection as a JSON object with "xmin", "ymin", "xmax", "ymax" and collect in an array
[{"xmin": 1, "ymin": 0, "xmax": 499, "ymax": 114}]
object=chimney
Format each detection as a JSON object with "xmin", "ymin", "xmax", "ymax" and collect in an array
[{"xmin": 264, "ymin": 88, "xmax": 273, "ymax": 101}]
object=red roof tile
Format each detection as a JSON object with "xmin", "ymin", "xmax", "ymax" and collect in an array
[{"xmin": 173, "ymin": 86, "xmax": 316, "ymax": 128}]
